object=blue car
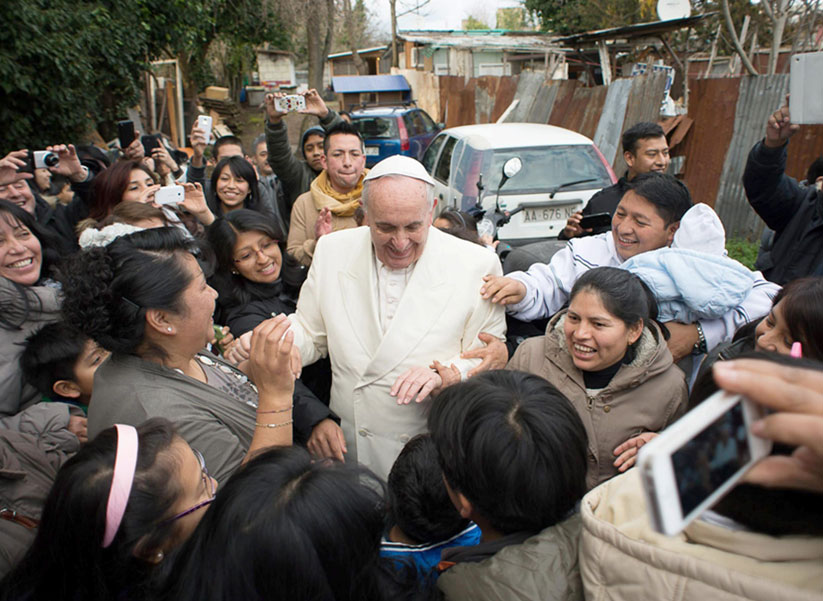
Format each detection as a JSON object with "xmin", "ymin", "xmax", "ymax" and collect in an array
[{"xmin": 350, "ymin": 106, "xmax": 443, "ymax": 167}]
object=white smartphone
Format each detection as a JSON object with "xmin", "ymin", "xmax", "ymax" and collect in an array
[
  {"xmin": 789, "ymin": 52, "xmax": 823, "ymax": 124},
  {"xmin": 637, "ymin": 390, "xmax": 772, "ymax": 536},
  {"xmin": 154, "ymin": 185, "xmax": 185, "ymax": 206},
  {"xmin": 274, "ymin": 94, "xmax": 306, "ymax": 113},
  {"xmin": 196, "ymin": 115, "xmax": 213, "ymax": 143}
]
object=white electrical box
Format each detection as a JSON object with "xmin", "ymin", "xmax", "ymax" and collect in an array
[{"xmin": 789, "ymin": 52, "xmax": 823, "ymax": 124}]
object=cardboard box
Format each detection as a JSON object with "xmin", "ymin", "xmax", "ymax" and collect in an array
[{"xmin": 203, "ymin": 86, "xmax": 230, "ymax": 101}]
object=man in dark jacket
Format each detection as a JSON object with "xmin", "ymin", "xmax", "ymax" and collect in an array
[
  {"xmin": 559, "ymin": 121, "xmax": 670, "ymax": 240},
  {"xmin": 0, "ymin": 145, "xmax": 93, "ymax": 253},
  {"xmin": 263, "ymin": 89, "xmax": 344, "ymax": 213},
  {"xmin": 744, "ymin": 97, "xmax": 823, "ymax": 285}
]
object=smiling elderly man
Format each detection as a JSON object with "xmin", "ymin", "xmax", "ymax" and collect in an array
[{"xmin": 287, "ymin": 155, "xmax": 506, "ymax": 479}]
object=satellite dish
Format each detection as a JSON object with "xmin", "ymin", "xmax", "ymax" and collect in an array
[{"xmin": 657, "ymin": 0, "xmax": 691, "ymax": 20}]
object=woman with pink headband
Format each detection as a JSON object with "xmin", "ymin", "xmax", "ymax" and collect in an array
[{"xmin": 0, "ymin": 418, "xmax": 215, "ymax": 600}]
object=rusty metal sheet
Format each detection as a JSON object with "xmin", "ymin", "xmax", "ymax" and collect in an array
[
  {"xmin": 490, "ymin": 76, "xmax": 518, "ymax": 123},
  {"xmin": 527, "ymin": 80, "xmax": 557, "ymax": 124},
  {"xmin": 593, "ymin": 78, "xmax": 633, "ymax": 165},
  {"xmin": 787, "ymin": 124, "xmax": 823, "ymax": 182},
  {"xmin": 716, "ymin": 75, "xmax": 789, "ymax": 239},
  {"xmin": 668, "ymin": 115, "xmax": 693, "ymax": 149},
  {"xmin": 557, "ymin": 85, "xmax": 607, "ymax": 139},
  {"xmin": 547, "ymin": 80, "xmax": 581, "ymax": 127},
  {"xmin": 679, "ymin": 77, "xmax": 740, "ymax": 211},
  {"xmin": 507, "ymin": 72, "xmax": 545, "ymax": 122}
]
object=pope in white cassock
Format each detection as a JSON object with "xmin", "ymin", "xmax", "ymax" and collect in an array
[{"xmin": 288, "ymin": 155, "xmax": 507, "ymax": 480}]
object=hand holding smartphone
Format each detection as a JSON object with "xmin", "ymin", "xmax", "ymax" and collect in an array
[
  {"xmin": 578, "ymin": 212, "xmax": 612, "ymax": 231},
  {"xmin": 637, "ymin": 390, "xmax": 772, "ymax": 536},
  {"xmin": 154, "ymin": 185, "xmax": 185, "ymax": 206},
  {"xmin": 274, "ymin": 95, "xmax": 306, "ymax": 113}
]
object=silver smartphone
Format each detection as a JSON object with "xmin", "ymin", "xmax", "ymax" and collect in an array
[{"xmin": 637, "ymin": 390, "xmax": 772, "ymax": 536}]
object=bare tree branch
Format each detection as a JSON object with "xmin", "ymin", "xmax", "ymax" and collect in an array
[
  {"xmin": 397, "ymin": 0, "xmax": 432, "ymax": 18},
  {"xmin": 722, "ymin": 0, "xmax": 759, "ymax": 75}
]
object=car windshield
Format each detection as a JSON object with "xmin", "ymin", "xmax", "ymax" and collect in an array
[
  {"xmin": 352, "ymin": 116, "xmax": 399, "ymax": 139},
  {"xmin": 453, "ymin": 145, "xmax": 612, "ymax": 197}
]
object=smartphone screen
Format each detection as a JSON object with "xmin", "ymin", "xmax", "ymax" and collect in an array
[{"xmin": 671, "ymin": 402, "xmax": 750, "ymax": 516}]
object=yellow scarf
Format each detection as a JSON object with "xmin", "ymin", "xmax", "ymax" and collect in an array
[{"xmin": 311, "ymin": 169, "xmax": 368, "ymax": 217}]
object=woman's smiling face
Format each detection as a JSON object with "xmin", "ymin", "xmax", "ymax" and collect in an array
[
  {"xmin": 232, "ymin": 230, "xmax": 282, "ymax": 284},
  {"xmin": 0, "ymin": 212, "xmax": 42, "ymax": 286},
  {"xmin": 564, "ymin": 289, "xmax": 643, "ymax": 372}
]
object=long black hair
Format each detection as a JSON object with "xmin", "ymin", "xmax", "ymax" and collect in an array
[
  {"xmin": 157, "ymin": 446, "xmax": 426, "ymax": 601},
  {"xmin": 0, "ymin": 199, "xmax": 62, "ymax": 330},
  {"xmin": 569, "ymin": 266, "xmax": 668, "ymax": 340},
  {"xmin": 206, "ymin": 209, "xmax": 285, "ymax": 306},
  {"xmin": 207, "ymin": 156, "xmax": 261, "ymax": 217},
  {"xmin": 0, "ymin": 419, "xmax": 181, "ymax": 601},
  {"xmin": 58, "ymin": 227, "xmax": 200, "ymax": 356}
]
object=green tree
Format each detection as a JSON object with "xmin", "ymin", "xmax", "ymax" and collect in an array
[
  {"xmin": 463, "ymin": 14, "xmax": 490, "ymax": 29},
  {"xmin": 525, "ymin": 0, "xmax": 650, "ymax": 34},
  {"xmin": 0, "ymin": 0, "xmax": 289, "ymax": 153}
]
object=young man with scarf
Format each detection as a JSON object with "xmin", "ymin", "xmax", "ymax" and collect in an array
[{"xmin": 287, "ymin": 121, "xmax": 368, "ymax": 267}]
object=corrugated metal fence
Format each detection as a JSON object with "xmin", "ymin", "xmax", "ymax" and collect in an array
[{"xmin": 422, "ymin": 70, "xmax": 823, "ymax": 239}]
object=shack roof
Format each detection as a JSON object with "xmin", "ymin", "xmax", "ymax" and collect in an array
[
  {"xmin": 555, "ymin": 14, "xmax": 716, "ymax": 45},
  {"xmin": 332, "ymin": 75, "xmax": 411, "ymax": 93},
  {"xmin": 397, "ymin": 30, "xmax": 564, "ymax": 53}
]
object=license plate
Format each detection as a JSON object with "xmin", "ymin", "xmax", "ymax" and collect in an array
[
  {"xmin": 365, "ymin": 146, "xmax": 379, "ymax": 156},
  {"xmin": 521, "ymin": 205, "xmax": 576, "ymax": 223}
]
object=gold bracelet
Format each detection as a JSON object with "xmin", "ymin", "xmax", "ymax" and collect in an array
[
  {"xmin": 255, "ymin": 419, "xmax": 293, "ymax": 429},
  {"xmin": 258, "ymin": 405, "xmax": 293, "ymax": 414}
]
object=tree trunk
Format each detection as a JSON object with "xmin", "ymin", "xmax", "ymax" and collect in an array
[
  {"xmin": 343, "ymin": 0, "xmax": 368, "ymax": 74},
  {"xmin": 390, "ymin": 0, "xmax": 398, "ymax": 68},
  {"xmin": 307, "ymin": 0, "xmax": 335, "ymax": 92},
  {"xmin": 768, "ymin": 0, "xmax": 791, "ymax": 75}
]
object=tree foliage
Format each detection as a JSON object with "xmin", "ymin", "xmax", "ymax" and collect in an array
[
  {"xmin": 525, "ymin": 0, "xmax": 653, "ymax": 34},
  {"xmin": 0, "ymin": 0, "xmax": 289, "ymax": 153},
  {"xmin": 463, "ymin": 15, "xmax": 491, "ymax": 30}
]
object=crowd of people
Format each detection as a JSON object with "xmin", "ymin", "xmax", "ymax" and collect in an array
[{"xmin": 0, "ymin": 89, "xmax": 822, "ymax": 601}]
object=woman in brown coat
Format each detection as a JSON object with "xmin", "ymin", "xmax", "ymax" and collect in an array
[{"xmin": 508, "ymin": 267, "xmax": 688, "ymax": 489}]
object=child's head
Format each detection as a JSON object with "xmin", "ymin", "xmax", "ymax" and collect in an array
[
  {"xmin": 428, "ymin": 370, "xmax": 588, "ymax": 536},
  {"xmin": 21, "ymin": 321, "xmax": 109, "ymax": 404},
  {"xmin": 387, "ymin": 434, "xmax": 469, "ymax": 544}
]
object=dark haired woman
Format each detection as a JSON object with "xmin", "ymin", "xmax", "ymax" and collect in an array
[
  {"xmin": 507, "ymin": 266, "xmax": 688, "ymax": 489},
  {"xmin": 58, "ymin": 227, "xmax": 335, "ymax": 481},
  {"xmin": 691, "ymin": 276, "xmax": 823, "ymax": 407},
  {"xmin": 207, "ymin": 209, "xmax": 335, "ymax": 421},
  {"xmin": 157, "ymin": 446, "xmax": 429, "ymax": 601},
  {"xmin": 207, "ymin": 156, "xmax": 274, "ymax": 220},
  {"xmin": 0, "ymin": 200, "xmax": 62, "ymax": 414},
  {"xmin": 0, "ymin": 419, "xmax": 216, "ymax": 601}
]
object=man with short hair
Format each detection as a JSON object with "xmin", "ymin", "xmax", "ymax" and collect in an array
[
  {"xmin": 251, "ymin": 133, "xmax": 289, "ymax": 236},
  {"xmin": 287, "ymin": 155, "xmax": 506, "ymax": 479},
  {"xmin": 560, "ymin": 122, "xmax": 670, "ymax": 240},
  {"xmin": 482, "ymin": 173, "xmax": 778, "ymax": 361},
  {"xmin": 264, "ymin": 89, "xmax": 344, "ymax": 208},
  {"xmin": 287, "ymin": 121, "xmax": 367, "ymax": 266}
]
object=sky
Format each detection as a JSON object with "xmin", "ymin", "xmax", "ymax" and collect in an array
[{"xmin": 363, "ymin": 0, "xmax": 527, "ymax": 36}]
